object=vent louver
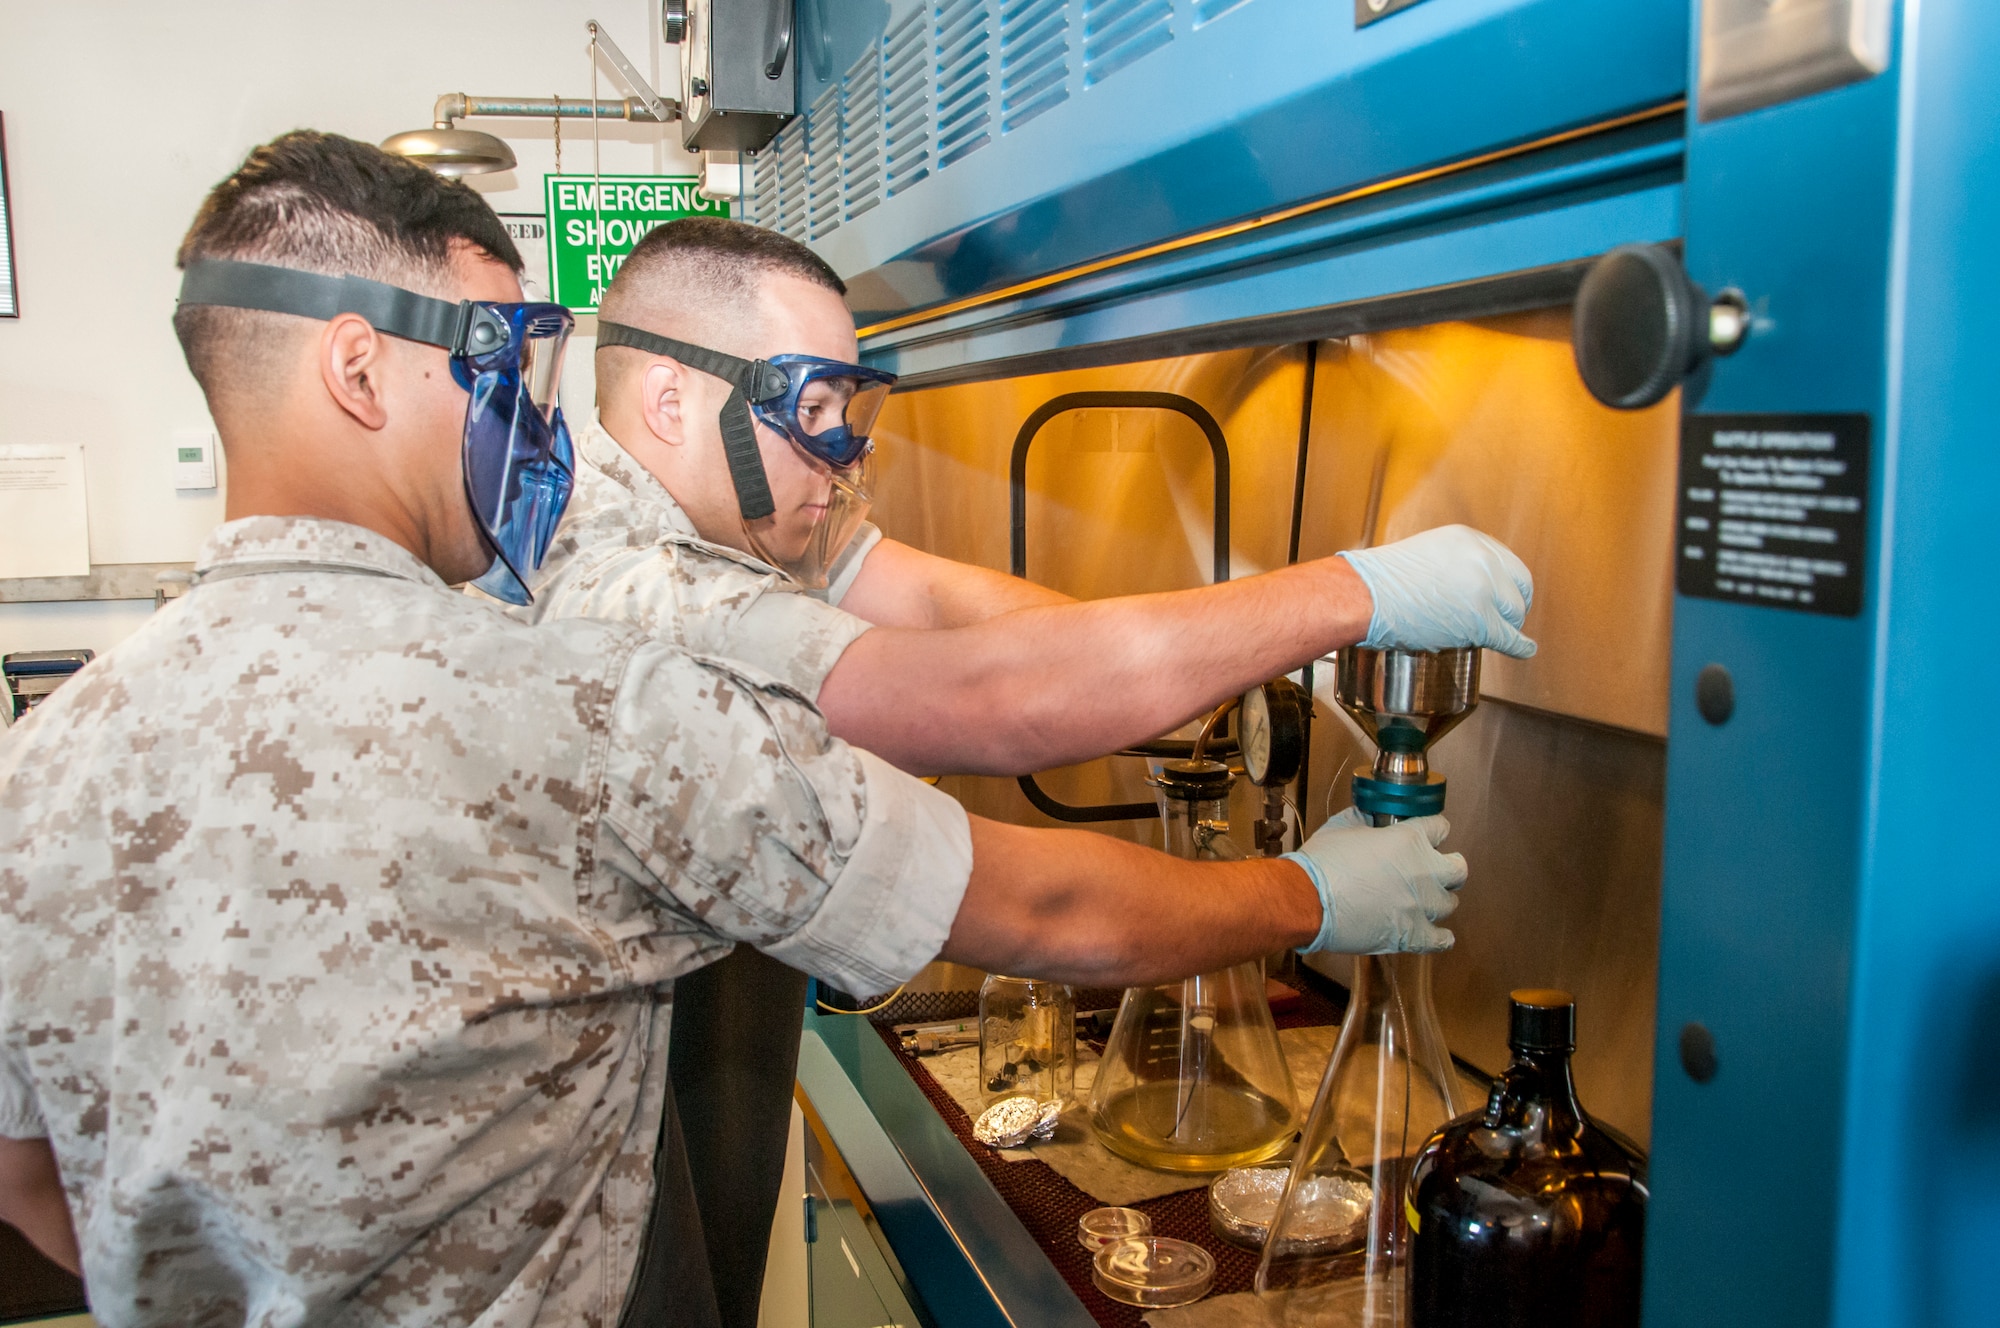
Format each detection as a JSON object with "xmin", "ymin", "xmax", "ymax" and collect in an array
[
  {"xmin": 843, "ymin": 47, "xmax": 884, "ymax": 220},
  {"xmin": 1083, "ymin": 0, "xmax": 1172, "ymax": 86},
  {"xmin": 1001, "ymin": 0, "xmax": 1070, "ymax": 132},
  {"xmin": 746, "ymin": 0, "xmax": 1205, "ymax": 243},
  {"xmin": 772, "ymin": 117, "xmax": 807, "ymax": 240},
  {"xmin": 883, "ymin": 9, "xmax": 932, "ymax": 197},
  {"xmin": 935, "ymin": 0, "xmax": 994, "ymax": 169},
  {"xmin": 806, "ymin": 81, "xmax": 843, "ymax": 238},
  {"xmin": 1192, "ymin": 0, "xmax": 1252, "ymax": 25}
]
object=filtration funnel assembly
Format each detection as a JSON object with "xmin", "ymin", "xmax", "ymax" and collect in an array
[
  {"xmin": 1255, "ymin": 646, "xmax": 1482, "ymax": 1326},
  {"xmin": 1089, "ymin": 758, "xmax": 1297, "ymax": 1172}
]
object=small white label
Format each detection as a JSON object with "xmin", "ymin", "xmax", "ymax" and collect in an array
[{"xmin": 173, "ymin": 428, "xmax": 217, "ymax": 491}]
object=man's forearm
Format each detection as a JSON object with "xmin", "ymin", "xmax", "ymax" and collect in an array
[
  {"xmin": 939, "ymin": 816, "xmax": 1321, "ymax": 986},
  {"xmin": 839, "ymin": 537, "xmax": 1073, "ymax": 629},
  {"xmin": 820, "ymin": 555, "xmax": 1370, "ymax": 775},
  {"xmin": 0, "ymin": 1136, "xmax": 82, "ymax": 1277}
]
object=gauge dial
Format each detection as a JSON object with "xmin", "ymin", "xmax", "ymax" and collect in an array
[{"xmin": 1239, "ymin": 678, "xmax": 1305, "ymax": 787}]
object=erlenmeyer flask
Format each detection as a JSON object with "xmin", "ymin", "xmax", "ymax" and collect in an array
[
  {"xmin": 1254, "ymin": 952, "xmax": 1471, "ymax": 1325},
  {"xmin": 1089, "ymin": 759, "xmax": 1297, "ymax": 1173}
]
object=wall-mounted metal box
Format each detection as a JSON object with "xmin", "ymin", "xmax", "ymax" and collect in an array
[{"xmin": 670, "ymin": 0, "xmax": 797, "ymax": 151}]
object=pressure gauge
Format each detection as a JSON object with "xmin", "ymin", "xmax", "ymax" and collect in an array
[{"xmin": 1239, "ymin": 678, "xmax": 1306, "ymax": 787}]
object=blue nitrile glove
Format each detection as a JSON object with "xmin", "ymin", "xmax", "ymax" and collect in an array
[
  {"xmin": 1338, "ymin": 525, "xmax": 1537, "ymax": 659},
  {"xmin": 1284, "ymin": 808, "xmax": 1467, "ymax": 954}
]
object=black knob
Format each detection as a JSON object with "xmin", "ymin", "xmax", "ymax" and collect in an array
[
  {"xmin": 1573, "ymin": 244, "xmax": 1712, "ymax": 410},
  {"xmin": 1679, "ymin": 1022, "xmax": 1719, "ymax": 1083},
  {"xmin": 1695, "ymin": 663, "xmax": 1734, "ymax": 726}
]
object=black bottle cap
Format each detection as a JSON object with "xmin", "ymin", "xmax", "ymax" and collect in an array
[
  {"xmin": 1509, "ymin": 988, "xmax": 1576, "ymax": 1051},
  {"xmin": 1156, "ymin": 758, "xmax": 1234, "ymax": 800}
]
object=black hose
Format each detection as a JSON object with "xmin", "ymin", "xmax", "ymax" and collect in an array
[
  {"xmin": 1010, "ymin": 391, "xmax": 1234, "ymax": 824},
  {"xmin": 1289, "ymin": 343, "xmax": 1319, "ymax": 838}
]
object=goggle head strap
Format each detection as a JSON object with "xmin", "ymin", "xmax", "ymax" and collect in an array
[
  {"xmin": 177, "ymin": 259, "xmax": 513, "ymax": 358},
  {"xmin": 596, "ymin": 320, "xmax": 790, "ymax": 523}
]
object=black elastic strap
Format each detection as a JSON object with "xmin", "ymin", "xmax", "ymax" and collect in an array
[
  {"xmin": 178, "ymin": 259, "xmax": 473, "ymax": 352},
  {"xmin": 598, "ymin": 320, "xmax": 789, "ymax": 523}
]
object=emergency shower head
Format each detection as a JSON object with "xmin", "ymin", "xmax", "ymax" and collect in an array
[
  {"xmin": 380, "ymin": 122, "xmax": 517, "ymax": 176},
  {"xmin": 383, "ymin": 24, "xmax": 677, "ymax": 178},
  {"xmin": 1333, "ymin": 646, "xmax": 1482, "ymax": 822}
]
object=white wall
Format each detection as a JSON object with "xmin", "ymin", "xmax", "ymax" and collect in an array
[{"xmin": 0, "ymin": 0, "xmax": 697, "ymax": 658}]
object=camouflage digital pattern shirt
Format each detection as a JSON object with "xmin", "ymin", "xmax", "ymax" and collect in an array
[
  {"xmin": 518, "ymin": 415, "xmax": 879, "ymax": 699},
  {"xmin": 0, "ymin": 515, "xmax": 972, "ymax": 1328}
]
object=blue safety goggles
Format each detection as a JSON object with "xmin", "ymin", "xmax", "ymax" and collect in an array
[
  {"xmin": 597, "ymin": 321, "xmax": 895, "ymax": 518},
  {"xmin": 748, "ymin": 354, "xmax": 897, "ymax": 471},
  {"xmin": 177, "ymin": 260, "xmax": 575, "ymax": 605}
]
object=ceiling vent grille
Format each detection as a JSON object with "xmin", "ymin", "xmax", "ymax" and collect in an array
[
  {"xmin": 883, "ymin": 9, "xmax": 933, "ymax": 197},
  {"xmin": 1082, "ymin": 0, "xmax": 1172, "ymax": 87},
  {"xmin": 1000, "ymin": 0, "xmax": 1070, "ymax": 132},
  {"xmin": 935, "ymin": 0, "xmax": 995, "ymax": 169},
  {"xmin": 842, "ymin": 47, "xmax": 885, "ymax": 220}
]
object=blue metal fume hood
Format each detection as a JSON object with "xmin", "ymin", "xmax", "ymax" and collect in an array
[{"xmin": 739, "ymin": 2, "xmax": 2000, "ymax": 1325}]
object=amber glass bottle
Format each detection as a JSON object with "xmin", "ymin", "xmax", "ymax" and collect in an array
[{"xmin": 1406, "ymin": 990, "xmax": 1647, "ymax": 1328}]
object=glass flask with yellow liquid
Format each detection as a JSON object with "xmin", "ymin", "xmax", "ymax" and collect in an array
[{"xmin": 1088, "ymin": 758, "xmax": 1297, "ymax": 1173}]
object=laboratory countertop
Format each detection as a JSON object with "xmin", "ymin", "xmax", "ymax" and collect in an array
[{"xmin": 798, "ymin": 977, "xmax": 1348, "ymax": 1328}]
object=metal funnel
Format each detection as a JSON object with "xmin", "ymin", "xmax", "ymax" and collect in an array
[{"xmin": 1332, "ymin": 646, "xmax": 1482, "ymax": 822}]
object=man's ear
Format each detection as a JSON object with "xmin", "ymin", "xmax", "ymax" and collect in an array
[
  {"xmin": 319, "ymin": 313, "xmax": 390, "ymax": 431},
  {"xmin": 640, "ymin": 359, "xmax": 688, "ymax": 447}
]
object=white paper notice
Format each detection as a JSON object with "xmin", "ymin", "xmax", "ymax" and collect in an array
[{"xmin": 0, "ymin": 444, "xmax": 90, "ymax": 579}]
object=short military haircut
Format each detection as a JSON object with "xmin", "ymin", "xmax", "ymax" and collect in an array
[
  {"xmin": 173, "ymin": 130, "xmax": 522, "ymax": 404},
  {"xmin": 594, "ymin": 217, "xmax": 846, "ymax": 400}
]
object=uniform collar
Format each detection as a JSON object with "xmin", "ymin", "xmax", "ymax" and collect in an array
[
  {"xmin": 579, "ymin": 413, "xmax": 706, "ymax": 543},
  {"xmin": 194, "ymin": 515, "xmax": 451, "ymax": 589},
  {"xmin": 579, "ymin": 413, "xmax": 793, "ymax": 580}
]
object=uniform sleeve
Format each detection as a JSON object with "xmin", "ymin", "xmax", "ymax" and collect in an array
[
  {"xmin": 819, "ymin": 522, "xmax": 883, "ymax": 607},
  {"xmin": 537, "ymin": 538, "xmax": 872, "ymax": 700},
  {"xmin": 0, "ymin": 1043, "xmax": 46, "ymax": 1140},
  {"xmin": 601, "ymin": 643, "xmax": 972, "ymax": 996}
]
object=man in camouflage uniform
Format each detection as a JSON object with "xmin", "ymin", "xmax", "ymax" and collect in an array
[
  {"xmin": 0, "ymin": 134, "xmax": 1470, "ymax": 1327},
  {"xmin": 523, "ymin": 218, "xmax": 1540, "ymax": 1327}
]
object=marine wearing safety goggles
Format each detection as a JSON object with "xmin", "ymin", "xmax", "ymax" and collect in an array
[
  {"xmin": 596, "ymin": 320, "xmax": 896, "ymax": 588},
  {"xmin": 176, "ymin": 259, "xmax": 575, "ymax": 605}
]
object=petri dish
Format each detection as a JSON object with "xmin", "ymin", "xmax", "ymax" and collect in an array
[
  {"xmin": 1077, "ymin": 1206, "xmax": 1152, "ymax": 1253},
  {"xmin": 1092, "ymin": 1235, "xmax": 1216, "ymax": 1308},
  {"xmin": 1208, "ymin": 1162, "xmax": 1292, "ymax": 1250}
]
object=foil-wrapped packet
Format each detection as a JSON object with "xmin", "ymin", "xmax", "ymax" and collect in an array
[{"xmin": 972, "ymin": 1095, "xmax": 1062, "ymax": 1148}]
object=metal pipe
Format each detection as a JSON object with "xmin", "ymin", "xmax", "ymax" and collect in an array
[{"xmin": 432, "ymin": 92, "xmax": 679, "ymax": 127}]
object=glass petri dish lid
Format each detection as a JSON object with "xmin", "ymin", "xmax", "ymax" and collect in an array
[
  {"xmin": 1092, "ymin": 1235, "xmax": 1216, "ymax": 1308},
  {"xmin": 1077, "ymin": 1206, "xmax": 1152, "ymax": 1253}
]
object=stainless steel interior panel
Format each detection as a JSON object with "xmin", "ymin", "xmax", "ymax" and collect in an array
[
  {"xmin": 878, "ymin": 344, "xmax": 1310, "ymax": 845},
  {"xmin": 1293, "ymin": 310, "xmax": 1680, "ymax": 738},
  {"xmin": 872, "ymin": 311, "xmax": 1673, "ymax": 1140}
]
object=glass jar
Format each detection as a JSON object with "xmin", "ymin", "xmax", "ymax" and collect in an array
[{"xmin": 979, "ymin": 974, "xmax": 1076, "ymax": 1107}]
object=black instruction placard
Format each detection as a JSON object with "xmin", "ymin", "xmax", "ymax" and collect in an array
[{"xmin": 1677, "ymin": 413, "xmax": 1871, "ymax": 617}]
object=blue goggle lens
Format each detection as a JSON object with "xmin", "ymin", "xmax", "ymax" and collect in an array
[
  {"xmin": 753, "ymin": 357, "xmax": 896, "ymax": 471},
  {"xmin": 460, "ymin": 303, "xmax": 576, "ymax": 605}
]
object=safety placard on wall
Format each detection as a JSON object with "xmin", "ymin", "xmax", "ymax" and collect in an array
[
  {"xmin": 1676, "ymin": 413, "xmax": 1870, "ymax": 617},
  {"xmin": 542, "ymin": 175, "xmax": 729, "ymax": 314}
]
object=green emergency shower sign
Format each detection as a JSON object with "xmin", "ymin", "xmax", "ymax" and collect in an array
[{"xmin": 542, "ymin": 174, "xmax": 729, "ymax": 313}]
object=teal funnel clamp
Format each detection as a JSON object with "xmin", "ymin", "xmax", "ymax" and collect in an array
[{"xmin": 1332, "ymin": 647, "xmax": 1482, "ymax": 824}]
